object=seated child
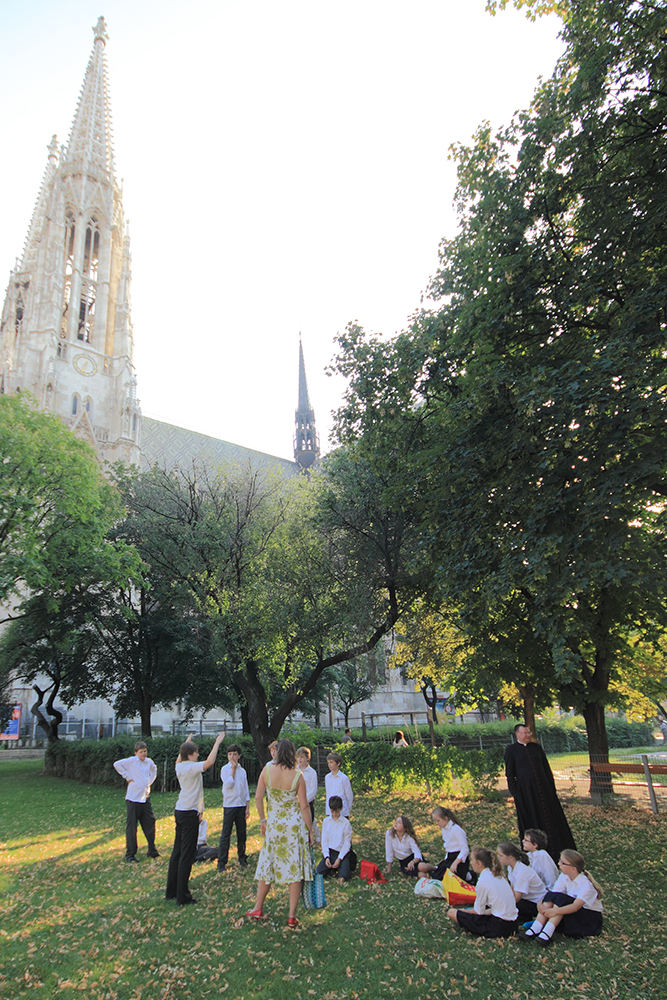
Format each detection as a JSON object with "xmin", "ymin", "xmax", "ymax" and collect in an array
[
  {"xmin": 497, "ymin": 841, "xmax": 547, "ymax": 920},
  {"xmin": 317, "ymin": 796, "xmax": 356, "ymax": 880},
  {"xmin": 522, "ymin": 828, "xmax": 559, "ymax": 889},
  {"xmin": 418, "ymin": 806, "xmax": 470, "ymax": 882},
  {"xmin": 447, "ymin": 846, "xmax": 519, "ymax": 939},
  {"xmin": 519, "ymin": 849, "xmax": 603, "ymax": 946},
  {"xmin": 385, "ymin": 815, "xmax": 423, "ymax": 877}
]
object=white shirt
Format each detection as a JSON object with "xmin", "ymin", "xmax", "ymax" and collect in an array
[
  {"xmin": 299, "ymin": 764, "xmax": 318, "ymax": 803},
  {"xmin": 385, "ymin": 830, "xmax": 423, "ymax": 863},
  {"xmin": 113, "ymin": 755, "xmax": 157, "ymax": 803},
  {"xmin": 442, "ymin": 820, "xmax": 469, "ymax": 861},
  {"xmin": 508, "ymin": 860, "xmax": 546, "ymax": 903},
  {"xmin": 325, "ymin": 771, "xmax": 353, "ymax": 816},
  {"xmin": 528, "ymin": 849, "xmax": 559, "ymax": 890},
  {"xmin": 321, "ymin": 815, "xmax": 353, "ymax": 859},
  {"xmin": 552, "ymin": 871, "xmax": 603, "ymax": 912},
  {"xmin": 175, "ymin": 760, "xmax": 206, "ymax": 813},
  {"xmin": 473, "ymin": 868, "xmax": 518, "ymax": 921},
  {"xmin": 220, "ymin": 762, "xmax": 250, "ymax": 808}
]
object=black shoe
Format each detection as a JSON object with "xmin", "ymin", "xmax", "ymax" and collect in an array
[
  {"xmin": 147, "ymin": 850, "xmax": 160, "ymax": 858},
  {"xmin": 217, "ymin": 864, "xmax": 227, "ymax": 873},
  {"xmin": 165, "ymin": 895, "xmax": 176, "ymax": 901},
  {"xmin": 178, "ymin": 898, "xmax": 197, "ymax": 906},
  {"xmin": 125, "ymin": 856, "xmax": 138, "ymax": 863},
  {"xmin": 239, "ymin": 860, "xmax": 248, "ymax": 868},
  {"xmin": 535, "ymin": 934, "xmax": 554, "ymax": 947}
]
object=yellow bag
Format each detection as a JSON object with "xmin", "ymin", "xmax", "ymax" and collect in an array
[{"xmin": 442, "ymin": 868, "xmax": 476, "ymax": 905}]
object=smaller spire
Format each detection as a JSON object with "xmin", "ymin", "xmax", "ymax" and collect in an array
[
  {"xmin": 63, "ymin": 17, "xmax": 114, "ymax": 174},
  {"xmin": 294, "ymin": 335, "xmax": 320, "ymax": 470}
]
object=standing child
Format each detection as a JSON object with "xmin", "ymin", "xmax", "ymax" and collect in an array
[
  {"xmin": 497, "ymin": 841, "xmax": 547, "ymax": 920},
  {"xmin": 522, "ymin": 828, "xmax": 559, "ymax": 889},
  {"xmin": 296, "ymin": 747, "xmax": 318, "ymax": 823},
  {"xmin": 447, "ymin": 846, "xmax": 519, "ymax": 938},
  {"xmin": 165, "ymin": 731, "xmax": 225, "ymax": 906},
  {"xmin": 113, "ymin": 741, "xmax": 159, "ymax": 862},
  {"xmin": 217, "ymin": 744, "xmax": 250, "ymax": 872},
  {"xmin": 519, "ymin": 849, "xmax": 603, "ymax": 946},
  {"xmin": 418, "ymin": 806, "xmax": 470, "ymax": 882},
  {"xmin": 324, "ymin": 753, "xmax": 353, "ymax": 817},
  {"xmin": 318, "ymin": 796, "xmax": 356, "ymax": 880},
  {"xmin": 385, "ymin": 816, "xmax": 423, "ymax": 877}
]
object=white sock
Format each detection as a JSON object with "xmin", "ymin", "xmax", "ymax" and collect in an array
[
  {"xmin": 538, "ymin": 922, "xmax": 555, "ymax": 940},
  {"xmin": 524, "ymin": 921, "xmax": 542, "ymax": 937}
]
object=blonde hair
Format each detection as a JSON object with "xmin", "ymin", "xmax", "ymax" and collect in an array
[
  {"xmin": 560, "ymin": 850, "xmax": 603, "ymax": 897},
  {"xmin": 471, "ymin": 846, "xmax": 503, "ymax": 878}
]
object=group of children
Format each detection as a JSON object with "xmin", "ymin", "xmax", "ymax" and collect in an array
[{"xmin": 114, "ymin": 739, "xmax": 603, "ymax": 943}]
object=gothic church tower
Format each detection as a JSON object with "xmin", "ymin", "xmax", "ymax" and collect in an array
[
  {"xmin": 0, "ymin": 18, "xmax": 141, "ymax": 464},
  {"xmin": 293, "ymin": 337, "xmax": 320, "ymax": 470}
]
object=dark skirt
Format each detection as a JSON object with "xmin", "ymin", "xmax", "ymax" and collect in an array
[
  {"xmin": 543, "ymin": 891, "xmax": 603, "ymax": 938},
  {"xmin": 457, "ymin": 910, "xmax": 518, "ymax": 938},
  {"xmin": 516, "ymin": 897, "xmax": 539, "ymax": 920},
  {"xmin": 398, "ymin": 852, "xmax": 421, "ymax": 877},
  {"xmin": 433, "ymin": 852, "xmax": 471, "ymax": 884}
]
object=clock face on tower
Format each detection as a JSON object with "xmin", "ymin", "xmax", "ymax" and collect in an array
[{"xmin": 73, "ymin": 353, "xmax": 98, "ymax": 377}]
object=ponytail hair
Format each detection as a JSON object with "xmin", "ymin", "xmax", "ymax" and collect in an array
[
  {"xmin": 497, "ymin": 841, "xmax": 530, "ymax": 866},
  {"xmin": 432, "ymin": 806, "xmax": 464, "ymax": 830},
  {"xmin": 560, "ymin": 849, "xmax": 603, "ymax": 898},
  {"xmin": 471, "ymin": 845, "xmax": 503, "ymax": 878}
]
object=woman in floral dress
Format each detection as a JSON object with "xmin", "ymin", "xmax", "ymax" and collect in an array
[{"xmin": 247, "ymin": 739, "xmax": 314, "ymax": 928}]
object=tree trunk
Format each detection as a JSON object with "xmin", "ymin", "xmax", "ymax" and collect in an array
[
  {"xmin": 139, "ymin": 693, "xmax": 153, "ymax": 737},
  {"xmin": 584, "ymin": 699, "xmax": 613, "ymax": 798},
  {"xmin": 419, "ymin": 681, "xmax": 439, "ymax": 724},
  {"xmin": 240, "ymin": 702, "xmax": 251, "ymax": 735},
  {"xmin": 519, "ymin": 683, "xmax": 536, "ymax": 735}
]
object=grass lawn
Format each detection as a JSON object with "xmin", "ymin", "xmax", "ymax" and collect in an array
[{"xmin": 1, "ymin": 760, "xmax": 664, "ymax": 1000}]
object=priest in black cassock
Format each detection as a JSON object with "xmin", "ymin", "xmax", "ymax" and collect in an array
[{"xmin": 504, "ymin": 723, "xmax": 577, "ymax": 860}]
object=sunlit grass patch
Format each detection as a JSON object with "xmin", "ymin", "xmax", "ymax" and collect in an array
[{"xmin": 0, "ymin": 759, "xmax": 664, "ymax": 1000}]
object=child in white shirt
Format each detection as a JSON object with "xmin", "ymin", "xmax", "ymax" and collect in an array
[
  {"xmin": 418, "ymin": 806, "xmax": 470, "ymax": 882},
  {"xmin": 217, "ymin": 744, "xmax": 250, "ymax": 872},
  {"xmin": 297, "ymin": 746, "xmax": 320, "ymax": 843},
  {"xmin": 497, "ymin": 841, "xmax": 546, "ymax": 920},
  {"xmin": 317, "ymin": 796, "xmax": 356, "ymax": 880},
  {"xmin": 324, "ymin": 753, "xmax": 353, "ymax": 817},
  {"xmin": 522, "ymin": 828, "xmax": 559, "ymax": 889},
  {"xmin": 113, "ymin": 741, "xmax": 159, "ymax": 862},
  {"xmin": 385, "ymin": 815, "xmax": 423, "ymax": 877},
  {"xmin": 448, "ymin": 846, "xmax": 518, "ymax": 938},
  {"xmin": 520, "ymin": 849, "xmax": 603, "ymax": 946}
]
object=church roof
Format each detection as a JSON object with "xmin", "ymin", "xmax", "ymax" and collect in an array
[{"xmin": 141, "ymin": 416, "xmax": 299, "ymax": 476}]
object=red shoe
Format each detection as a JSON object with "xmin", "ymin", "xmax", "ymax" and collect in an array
[
  {"xmin": 288, "ymin": 917, "xmax": 299, "ymax": 929},
  {"xmin": 246, "ymin": 908, "xmax": 264, "ymax": 920}
]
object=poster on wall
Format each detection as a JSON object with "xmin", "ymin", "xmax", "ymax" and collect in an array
[{"xmin": 1, "ymin": 704, "xmax": 22, "ymax": 740}]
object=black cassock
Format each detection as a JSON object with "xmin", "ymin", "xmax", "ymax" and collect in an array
[{"xmin": 504, "ymin": 741, "xmax": 577, "ymax": 860}]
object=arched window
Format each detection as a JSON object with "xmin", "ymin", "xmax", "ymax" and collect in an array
[
  {"xmin": 85, "ymin": 397, "xmax": 94, "ymax": 420},
  {"xmin": 77, "ymin": 218, "xmax": 99, "ymax": 343},
  {"xmin": 61, "ymin": 214, "xmax": 75, "ymax": 338},
  {"xmin": 72, "ymin": 394, "xmax": 79, "ymax": 416}
]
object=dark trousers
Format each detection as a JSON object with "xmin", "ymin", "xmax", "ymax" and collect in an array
[
  {"xmin": 125, "ymin": 799, "xmax": 157, "ymax": 859},
  {"xmin": 218, "ymin": 806, "xmax": 247, "ymax": 868},
  {"xmin": 317, "ymin": 848, "xmax": 357, "ymax": 881},
  {"xmin": 166, "ymin": 810, "xmax": 199, "ymax": 904}
]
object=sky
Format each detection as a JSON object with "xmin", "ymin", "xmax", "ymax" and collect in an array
[{"xmin": 0, "ymin": 1, "xmax": 565, "ymax": 462}]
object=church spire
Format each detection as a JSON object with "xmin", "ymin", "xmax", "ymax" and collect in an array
[
  {"xmin": 63, "ymin": 17, "xmax": 114, "ymax": 175},
  {"xmin": 293, "ymin": 336, "xmax": 320, "ymax": 469}
]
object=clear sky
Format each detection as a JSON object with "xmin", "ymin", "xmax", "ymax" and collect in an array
[{"xmin": 0, "ymin": 1, "xmax": 564, "ymax": 462}]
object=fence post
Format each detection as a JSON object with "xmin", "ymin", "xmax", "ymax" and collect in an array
[
  {"xmin": 361, "ymin": 712, "xmax": 367, "ymax": 741},
  {"xmin": 640, "ymin": 754, "xmax": 659, "ymax": 815}
]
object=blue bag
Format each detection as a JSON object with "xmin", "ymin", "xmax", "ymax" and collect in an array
[{"xmin": 302, "ymin": 850, "xmax": 327, "ymax": 909}]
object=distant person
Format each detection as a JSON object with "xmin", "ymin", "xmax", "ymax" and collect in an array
[
  {"xmin": 113, "ymin": 741, "xmax": 159, "ymax": 863},
  {"xmin": 392, "ymin": 730, "xmax": 408, "ymax": 748},
  {"xmin": 660, "ymin": 718, "xmax": 667, "ymax": 741},
  {"xmin": 504, "ymin": 723, "xmax": 577, "ymax": 860},
  {"xmin": 341, "ymin": 728, "xmax": 353, "ymax": 743},
  {"xmin": 217, "ymin": 744, "xmax": 250, "ymax": 872}
]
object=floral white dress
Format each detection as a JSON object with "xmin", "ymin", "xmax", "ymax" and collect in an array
[{"xmin": 254, "ymin": 766, "xmax": 313, "ymax": 885}]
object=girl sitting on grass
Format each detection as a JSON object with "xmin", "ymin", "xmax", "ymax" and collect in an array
[
  {"xmin": 519, "ymin": 849, "xmax": 603, "ymax": 947},
  {"xmin": 384, "ymin": 816, "xmax": 423, "ymax": 877},
  {"xmin": 418, "ymin": 806, "xmax": 470, "ymax": 882},
  {"xmin": 447, "ymin": 846, "xmax": 518, "ymax": 938},
  {"xmin": 496, "ymin": 841, "xmax": 547, "ymax": 921}
]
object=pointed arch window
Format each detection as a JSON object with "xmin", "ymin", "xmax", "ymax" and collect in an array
[
  {"xmin": 72, "ymin": 394, "xmax": 80, "ymax": 416},
  {"xmin": 61, "ymin": 214, "xmax": 75, "ymax": 338},
  {"xmin": 77, "ymin": 218, "xmax": 99, "ymax": 343}
]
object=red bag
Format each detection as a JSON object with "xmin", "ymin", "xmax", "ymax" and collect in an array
[{"xmin": 359, "ymin": 860, "xmax": 387, "ymax": 883}]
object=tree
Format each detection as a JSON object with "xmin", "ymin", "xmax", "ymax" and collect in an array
[
  {"xmin": 331, "ymin": 0, "xmax": 667, "ymax": 793},
  {"xmin": 120, "ymin": 456, "xmax": 417, "ymax": 762},
  {"xmin": 331, "ymin": 650, "xmax": 384, "ymax": 728}
]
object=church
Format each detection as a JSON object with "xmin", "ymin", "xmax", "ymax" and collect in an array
[
  {"xmin": 0, "ymin": 18, "xmax": 428, "ymax": 739},
  {"xmin": 0, "ymin": 17, "xmax": 319, "ymax": 477}
]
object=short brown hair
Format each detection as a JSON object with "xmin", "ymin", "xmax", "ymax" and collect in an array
[
  {"xmin": 327, "ymin": 752, "xmax": 342, "ymax": 765},
  {"xmin": 179, "ymin": 740, "xmax": 198, "ymax": 761},
  {"xmin": 296, "ymin": 746, "xmax": 311, "ymax": 760},
  {"xmin": 134, "ymin": 741, "xmax": 147, "ymax": 752}
]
